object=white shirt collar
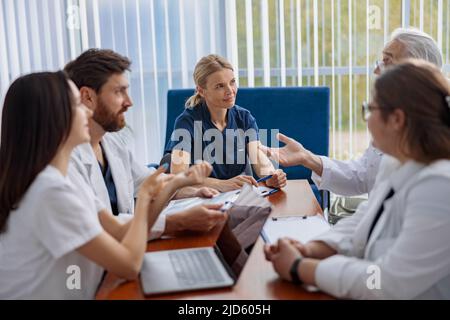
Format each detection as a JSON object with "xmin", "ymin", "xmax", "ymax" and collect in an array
[{"xmin": 388, "ymin": 160, "xmax": 425, "ymax": 193}]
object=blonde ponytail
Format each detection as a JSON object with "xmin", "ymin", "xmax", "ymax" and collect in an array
[
  {"xmin": 185, "ymin": 91, "xmax": 203, "ymax": 108},
  {"xmin": 185, "ymin": 54, "xmax": 234, "ymax": 108}
]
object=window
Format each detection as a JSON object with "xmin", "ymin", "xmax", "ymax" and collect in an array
[{"xmin": 1, "ymin": 0, "xmax": 449, "ymax": 164}]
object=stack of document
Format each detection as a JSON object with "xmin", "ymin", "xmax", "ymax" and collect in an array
[
  {"xmin": 261, "ymin": 215, "xmax": 330, "ymax": 244},
  {"xmin": 161, "ymin": 189, "xmax": 241, "ymax": 216},
  {"xmin": 161, "ymin": 184, "xmax": 273, "ymax": 216}
]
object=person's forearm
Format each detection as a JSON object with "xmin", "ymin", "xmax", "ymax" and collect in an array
[
  {"xmin": 173, "ymin": 186, "xmax": 199, "ymax": 199},
  {"xmin": 302, "ymin": 151, "xmax": 324, "ymax": 177},
  {"xmin": 124, "ymin": 183, "xmax": 180, "ymax": 241},
  {"xmin": 248, "ymin": 141, "xmax": 275, "ymax": 177},
  {"xmin": 252, "ymin": 157, "xmax": 275, "ymax": 178},
  {"xmin": 164, "ymin": 213, "xmax": 184, "ymax": 235},
  {"xmin": 98, "ymin": 211, "xmax": 131, "ymax": 241},
  {"xmin": 204, "ymin": 177, "xmax": 227, "ymax": 191},
  {"xmin": 118, "ymin": 181, "xmax": 179, "ymax": 260},
  {"xmin": 170, "ymin": 151, "xmax": 191, "ymax": 174},
  {"xmin": 144, "ymin": 183, "xmax": 180, "ymax": 230},
  {"xmin": 119, "ymin": 197, "xmax": 150, "ymax": 266},
  {"xmin": 305, "ymin": 241, "xmax": 337, "ymax": 259}
]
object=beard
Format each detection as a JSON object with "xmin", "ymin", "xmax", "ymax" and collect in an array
[{"xmin": 93, "ymin": 98, "xmax": 127, "ymax": 132}]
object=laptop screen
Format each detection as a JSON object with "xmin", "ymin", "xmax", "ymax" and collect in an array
[{"xmin": 215, "ymin": 204, "xmax": 272, "ymax": 279}]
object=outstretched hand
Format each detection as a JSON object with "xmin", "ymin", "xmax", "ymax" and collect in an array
[{"xmin": 259, "ymin": 133, "xmax": 309, "ymax": 167}]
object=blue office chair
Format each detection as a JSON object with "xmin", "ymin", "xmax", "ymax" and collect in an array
[{"xmin": 164, "ymin": 87, "xmax": 330, "ymax": 208}]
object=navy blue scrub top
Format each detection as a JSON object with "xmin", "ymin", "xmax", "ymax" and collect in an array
[
  {"xmin": 165, "ymin": 102, "xmax": 259, "ymax": 180},
  {"xmin": 98, "ymin": 145, "xmax": 119, "ymax": 216}
]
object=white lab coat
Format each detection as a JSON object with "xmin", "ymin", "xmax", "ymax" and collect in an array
[
  {"xmin": 69, "ymin": 132, "xmax": 165, "ymax": 240},
  {"xmin": 311, "ymin": 143, "xmax": 383, "ymax": 196},
  {"xmin": 312, "ymin": 159, "xmax": 450, "ymax": 299},
  {"xmin": 0, "ymin": 165, "xmax": 104, "ymax": 299}
]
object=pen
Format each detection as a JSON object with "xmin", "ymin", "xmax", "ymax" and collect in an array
[
  {"xmin": 261, "ymin": 188, "xmax": 279, "ymax": 197},
  {"xmin": 256, "ymin": 175, "xmax": 273, "ymax": 183},
  {"xmin": 220, "ymin": 201, "xmax": 233, "ymax": 212},
  {"xmin": 271, "ymin": 216, "xmax": 308, "ymax": 221}
]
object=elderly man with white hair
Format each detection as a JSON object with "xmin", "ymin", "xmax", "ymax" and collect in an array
[{"xmin": 261, "ymin": 27, "xmax": 443, "ymax": 197}]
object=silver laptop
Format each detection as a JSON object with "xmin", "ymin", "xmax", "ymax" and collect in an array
[
  {"xmin": 140, "ymin": 246, "xmax": 235, "ymax": 295},
  {"xmin": 140, "ymin": 184, "xmax": 271, "ymax": 296}
]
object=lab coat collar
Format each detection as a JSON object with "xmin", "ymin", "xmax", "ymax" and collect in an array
[
  {"xmin": 364, "ymin": 160, "xmax": 425, "ymax": 255},
  {"xmin": 73, "ymin": 142, "xmax": 113, "ymax": 213},
  {"xmin": 368, "ymin": 142, "xmax": 384, "ymax": 156},
  {"xmin": 388, "ymin": 160, "xmax": 425, "ymax": 193},
  {"xmin": 100, "ymin": 135, "xmax": 133, "ymax": 214},
  {"xmin": 75, "ymin": 143, "xmax": 97, "ymax": 176}
]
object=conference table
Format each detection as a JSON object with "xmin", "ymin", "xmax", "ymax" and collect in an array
[{"xmin": 96, "ymin": 179, "xmax": 333, "ymax": 300}]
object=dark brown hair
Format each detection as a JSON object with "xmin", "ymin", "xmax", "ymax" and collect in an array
[
  {"xmin": 0, "ymin": 71, "xmax": 74, "ymax": 233},
  {"xmin": 374, "ymin": 59, "xmax": 450, "ymax": 163},
  {"xmin": 64, "ymin": 48, "xmax": 131, "ymax": 92}
]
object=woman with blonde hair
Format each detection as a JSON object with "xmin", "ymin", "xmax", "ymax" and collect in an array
[
  {"xmin": 265, "ymin": 60, "xmax": 450, "ymax": 299},
  {"xmin": 165, "ymin": 54, "xmax": 286, "ymax": 192}
]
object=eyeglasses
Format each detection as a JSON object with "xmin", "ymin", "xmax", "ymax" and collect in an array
[
  {"xmin": 374, "ymin": 56, "xmax": 395, "ymax": 73},
  {"xmin": 374, "ymin": 60, "xmax": 386, "ymax": 72},
  {"xmin": 361, "ymin": 101, "xmax": 382, "ymax": 121}
]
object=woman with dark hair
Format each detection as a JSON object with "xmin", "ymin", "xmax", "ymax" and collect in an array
[
  {"xmin": 0, "ymin": 71, "xmax": 212, "ymax": 299},
  {"xmin": 265, "ymin": 60, "xmax": 450, "ymax": 299}
]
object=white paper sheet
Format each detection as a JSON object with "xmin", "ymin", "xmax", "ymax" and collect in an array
[
  {"xmin": 161, "ymin": 190, "xmax": 241, "ymax": 216},
  {"xmin": 261, "ymin": 215, "xmax": 330, "ymax": 244}
]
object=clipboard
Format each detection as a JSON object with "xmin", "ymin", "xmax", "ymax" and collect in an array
[
  {"xmin": 260, "ymin": 214, "xmax": 330, "ymax": 244},
  {"xmin": 161, "ymin": 189, "xmax": 241, "ymax": 216}
]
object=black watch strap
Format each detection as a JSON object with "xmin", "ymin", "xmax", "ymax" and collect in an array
[{"xmin": 290, "ymin": 257, "xmax": 303, "ymax": 285}]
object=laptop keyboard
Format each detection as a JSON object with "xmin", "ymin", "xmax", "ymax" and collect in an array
[{"xmin": 168, "ymin": 249, "xmax": 226, "ymax": 286}]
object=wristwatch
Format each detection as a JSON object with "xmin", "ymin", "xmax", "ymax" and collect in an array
[{"xmin": 290, "ymin": 257, "xmax": 303, "ymax": 285}]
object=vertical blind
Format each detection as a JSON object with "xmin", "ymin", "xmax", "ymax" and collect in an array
[{"xmin": 1, "ymin": 0, "xmax": 449, "ymax": 164}]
